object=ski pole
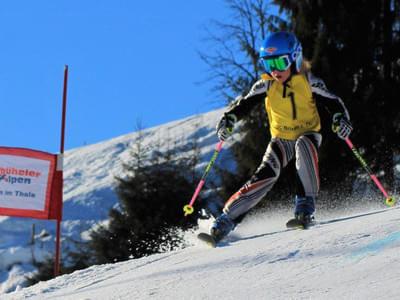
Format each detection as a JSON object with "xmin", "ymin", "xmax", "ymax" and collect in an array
[
  {"xmin": 183, "ymin": 140, "xmax": 224, "ymax": 216},
  {"xmin": 344, "ymin": 137, "xmax": 395, "ymax": 206}
]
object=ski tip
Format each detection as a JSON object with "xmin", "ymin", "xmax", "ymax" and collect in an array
[
  {"xmin": 286, "ymin": 224, "xmax": 305, "ymax": 230},
  {"xmin": 197, "ymin": 232, "xmax": 217, "ymax": 248},
  {"xmin": 285, "ymin": 218, "xmax": 316, "ymax": 230},
  {"xmin": 286, "ymin": 216, "xmax": 316, "ymax": 230}
]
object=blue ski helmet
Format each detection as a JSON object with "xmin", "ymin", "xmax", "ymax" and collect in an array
[{"xmin": 260, "ymin": 31, "xmax": 303, "ymax": 73}]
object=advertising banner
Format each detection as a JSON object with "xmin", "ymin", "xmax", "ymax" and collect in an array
[{"xmin": 0, "ymin": 147, "xmax": 62, "ymax": 220}]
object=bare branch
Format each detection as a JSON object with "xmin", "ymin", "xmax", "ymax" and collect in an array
[{"xmin": 198, "ymin": 0, "xmax": 281, "ymax": 102}]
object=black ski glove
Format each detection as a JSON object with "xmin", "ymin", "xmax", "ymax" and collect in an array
[
  {"xmin": 332, "ymin": 113, "xmax": 353, "ymax": 139},
  {"xmin": 216, "ymin": 113, "xmax": 237, "ymax": 141}
]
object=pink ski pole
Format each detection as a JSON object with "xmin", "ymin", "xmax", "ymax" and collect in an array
[
  {"xmin": 184, "ymin": 141, "xmax": 224, "ymax": 216},
  {"xmin": 345, "ymin": 138, "xmax": 395, "ymax": 206}
]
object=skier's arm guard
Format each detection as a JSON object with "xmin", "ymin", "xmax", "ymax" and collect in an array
[
  {"xmin": 224, "ymin": 79, "xmax": 272, "ymax": 120},
  {"xmin": 308, "ymin": 73, "xmax": 351, "ymax": 120}
]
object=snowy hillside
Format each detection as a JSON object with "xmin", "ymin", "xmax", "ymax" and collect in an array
[
  {"xmin": 1, "ymin": 106, "xmax": 399, "ymax": 299},
  {"xmin": 0, "ymin": 107, "xmax": 233, "ymax": 294},
  {"xmin": 3, "ymin": 204, "xmax": 400, "ymax": 300}
]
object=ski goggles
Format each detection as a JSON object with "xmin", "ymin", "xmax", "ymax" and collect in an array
[{"xmin": 261, "ymin": 54, "xmax": 292, "ymax": 73}]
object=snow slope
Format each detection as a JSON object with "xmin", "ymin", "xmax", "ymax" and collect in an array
[
  {"xmin": 3, "ymin": 204, "xmax": 400, "ymax": 300},
  {"xmin": 1, "ymin": 105, "xmax": 399, "ymax": 299},
  {"xmin": 0, "ymin": 107, "xmax": 232, "ymax": 293}
]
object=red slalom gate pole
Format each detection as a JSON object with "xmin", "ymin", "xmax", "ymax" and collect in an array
[{"xmin": 54, "ymin": 65, "xmax": 68, "ymax": 277}]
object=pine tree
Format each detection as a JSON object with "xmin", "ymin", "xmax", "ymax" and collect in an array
[
  {"xmin": 89, "ymin": 131, "xmax": 201, "ymax": 264},
  {"xmin": 274, "ymin": 0, "xmax": 400, "ymax": 197}
]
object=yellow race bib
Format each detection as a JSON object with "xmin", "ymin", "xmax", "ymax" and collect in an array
[{"xmin": 265, "ymin": 74, "xmax": 320, "ymax": 139}]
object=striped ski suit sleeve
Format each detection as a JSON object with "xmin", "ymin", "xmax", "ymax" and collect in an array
[
  {"xmin": 224, "ymin": 79, "xmax": 274, "ymax": 120},
  {"xmin": 307, "ymin": 73, "xmax": 351, "ymax": 120}
]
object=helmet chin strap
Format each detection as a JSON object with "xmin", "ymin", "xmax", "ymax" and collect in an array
[{"xmin": 290, "ymin": 63, "xmax": 299, "ymax": 75}]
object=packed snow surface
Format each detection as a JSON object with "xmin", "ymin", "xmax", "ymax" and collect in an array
[{"xmin": 4, "ymin": 205, "xmax": 400, "ymax": 300}]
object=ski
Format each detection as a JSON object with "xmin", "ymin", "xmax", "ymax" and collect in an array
[
  {"xmin": 197, "ymin": 232, "xmax": 217, "ymax": 248},
  {"xmin": 286, "ymin": 218, "xmax": 315, "ymax": 229},
  {"xmin": 196, "ymin": 207, "xmax": 400, "ymax": 249}
]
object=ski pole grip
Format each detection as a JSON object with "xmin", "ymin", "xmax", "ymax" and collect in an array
[{"xmin": 224, "ymin": 113, "xmax": 237, "ymax": 134}]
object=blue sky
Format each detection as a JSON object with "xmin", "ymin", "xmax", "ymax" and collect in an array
[{"xmin": 0, "ymin": 1, "xmax": 275, "ymax": 154}]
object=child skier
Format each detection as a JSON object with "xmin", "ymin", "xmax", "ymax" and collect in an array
[{"xmin": 211, "ymin": 31, "xmax": 353, "ymax": 242}]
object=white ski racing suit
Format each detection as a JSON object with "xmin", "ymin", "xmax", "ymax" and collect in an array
[{"xmin": 221, "ymin": 72, "xmax": 350, "ymax": 220}]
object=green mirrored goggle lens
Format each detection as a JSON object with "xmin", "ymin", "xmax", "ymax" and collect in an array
[{"xmin": 263, "ymin": 56, "xmax": 291, "ymax": 72}]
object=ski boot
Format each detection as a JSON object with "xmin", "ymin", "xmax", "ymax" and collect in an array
[
  {"xmin": 286, "ymin": 196, "xmax": 315, "ymax": 229},
  {"xmin": 210, "ymin": 213, "xmax": 236, "ymax": 242}
]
